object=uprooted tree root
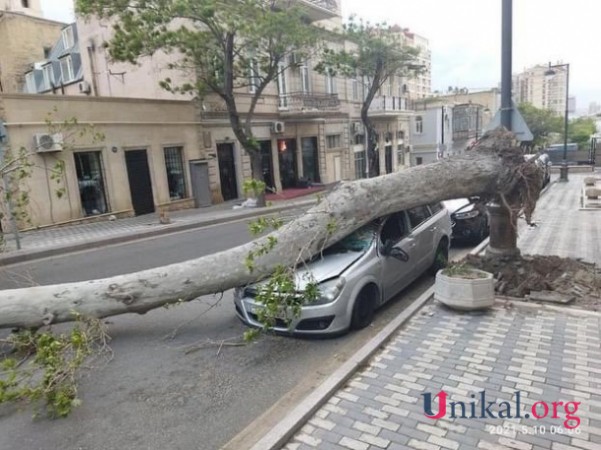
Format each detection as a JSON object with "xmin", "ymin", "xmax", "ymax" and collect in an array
[{"xmin": 464, "ymin": 253, "xmax": 601, "ymax": 310}]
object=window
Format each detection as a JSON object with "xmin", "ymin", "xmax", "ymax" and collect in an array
[
  {"xmin": 42, "ymin": 64, "xmax": 54, "ymax": 90},
  {"xmin": 415, "ymin": 115, "xmax": 423, "ymax": 134},
  {"xmin": 354, "ymin": 150, "xmax": 366, "ymax": 179},
  {"xmin": 62, "ymin": 26, "xmax": 75, "ymax": 49},
  {"xmin": 248, "ymin": 58, "xmax": 260, "ymax": 93},
  {"xmin": 407, "ymin": 205, "xmax": 432, "ymax": 229},
  {"xmin": 397, "ymin": 144, "xmax": 405, "ymax": 166},
  {"xmin": 416, "ymin": 156, "xmax": 423, "ymax": 165},
  {"xmin": 60, "ymin": 56, "xmax": 75, "ymax": 83},
  {"xmin": 164, "ymin": 146, "xmax": 187, "ymax": 200},
  {"xmin": 326, "ymin": 134, "xmax": 341, "ymax": 149},
  {"xmin": 380, "ymin": 212, "xmax": 407, "ymax": 246},
  {"xmin": 429, "ymin": 203, "xmax": 443, "ymax": 214},
  {"xmin": 25, "ymin": 72, "xmax": 36, "ymax": 93},
  {"xmin": 300, "ymin": 63, "xmax": 310, "ymax": 94},
  {"xmin": 325, "ymin": 70, "xmax": 336, "ymax": 94},
  {"xmin": 277, "ymin": 62, "xmax": 288, "ymax": 108},
  {"xmin": 21, "ymin": 0, "xmax": 30, "ymax": 8},
  {"xmin": 74, "ymin": 152, "xmax": 108, "ymax": 216},
  {"xmin": 352, "ymin": 78, "xmax": 359, "ymax": 101}
]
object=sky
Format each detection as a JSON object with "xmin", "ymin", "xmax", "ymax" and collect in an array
[{"xmin": 44, "ymin": 0, "xmax": 600, "ymax": 111}]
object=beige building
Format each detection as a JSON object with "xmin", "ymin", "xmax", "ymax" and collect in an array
[
  {"xmin": 398, "ymin": 28, "xmax": 432, "ymax": 100},
  {"xmin": 0, "ymin": 3, "xmax": 65, "ymax": 94},
  {"xmin": 0, "ymin": 0, "xmax": 42, "ymax": 17},
  {"xmin": 513, "ymin": 64, "xmax": 574, "ymax": 116},
  {"xmin": 0, "ymin": 94, "xmax": 212, "ymax": 229},
  {"xmin": 1, "ymin": 0, "xmax": 424, "ymax": 228}
]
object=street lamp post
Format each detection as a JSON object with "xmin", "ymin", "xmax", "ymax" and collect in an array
[{"xmin": 544, "ymin": 62, "xmax": 570, "ymax": 182}]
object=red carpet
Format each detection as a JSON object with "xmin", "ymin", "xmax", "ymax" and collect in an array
[{"xmin": 265, "ymin": 186, "xmax": 325, "ymax": 201}]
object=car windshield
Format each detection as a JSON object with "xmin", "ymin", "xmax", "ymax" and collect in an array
[{"xmin": 326, "ymin": 223, "xmax": 377, "ymax": 253}]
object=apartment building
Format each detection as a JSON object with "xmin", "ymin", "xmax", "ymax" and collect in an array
[
  {"xmin": 0, "ymin": 0, "xmax": 64, "ymax": 93},
  {"xmin": 1, "ymin": 0, "xmax": 423, "ymax": 229},
  {"xmin": 513, "ymin": 64, "xmax": 575, "ymax": 116},
  {"xmin": 397, "ymin": 28, "xmax": 432, "ymax": 100}
]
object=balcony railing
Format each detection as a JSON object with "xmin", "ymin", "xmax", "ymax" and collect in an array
[
  {"xmin": 279, "ymin": 92, "xmax": 341, "ymax": 113},
  {"xmin": 295, "ymin": 0, "xmax": 338, "ymax": 21},
  {"xmin": 369, "ymin": 96, "xmax": 412, "ymax": 115}
]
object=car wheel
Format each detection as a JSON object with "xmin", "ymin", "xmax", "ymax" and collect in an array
[
  {"xmin": 429, "ymin": 240, "xmax": 449, "ymax": 275},
  {"xmin": 351, "ymin": 286, "xmax": 376, "ymax": 330}
]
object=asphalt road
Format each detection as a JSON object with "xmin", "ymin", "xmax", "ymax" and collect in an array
[{"xmin": 0, "ymin": 219, "xmax": 474, "ymax": 450}]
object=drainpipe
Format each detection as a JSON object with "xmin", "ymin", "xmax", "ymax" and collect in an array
[{"xmin": 87, "ymin": 40, "xmax": 99, "ymax": 96}]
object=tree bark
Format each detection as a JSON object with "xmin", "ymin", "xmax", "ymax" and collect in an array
[{"xmin": 0, "ymin": 130, "xmax": 532, "ymax": 329}]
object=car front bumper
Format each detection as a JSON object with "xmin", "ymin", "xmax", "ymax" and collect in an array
[{"xmin": 234, "ymin": 291, "xmax": 351, "ymax": 336}]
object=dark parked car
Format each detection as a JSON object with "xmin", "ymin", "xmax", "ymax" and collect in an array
[{"xmin": 443, "ymin": 197, "xmax": 489, "ymax": 243}]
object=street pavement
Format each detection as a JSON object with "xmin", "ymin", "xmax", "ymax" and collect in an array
[{"xmin": 266, "ymin": 170, "xmax": 601, "ymax": 450}]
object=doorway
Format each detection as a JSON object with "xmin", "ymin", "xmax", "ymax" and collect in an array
[
  {"xmin": 277, "ymin": 138, "xmax": 298, "ymax": 189},
  {"xmin": 259, "ymin": 140, "xmax": 275, "ymax": 192},
  {"xmin": 124, "ymin": 149, "xmax": 155, "ymax": 215},
  {"xmin": 217, "ymin": 143, "xmax": 238, "ymax": 201},
  {"xmin": 301, "ymin": 137, "xmax": 320, "ymax": 183},
  {"xmin": 385, "ymin": 144, "xmax": 393, "ymax": 174},
  {"xmin": 189, "ymin": 161, "xmax": 212, "ymax": 207}
]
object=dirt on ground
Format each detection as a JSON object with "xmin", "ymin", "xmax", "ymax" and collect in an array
[{"xmin": 463, "ymin": 253, "xmax": 601, "ymax": 311}]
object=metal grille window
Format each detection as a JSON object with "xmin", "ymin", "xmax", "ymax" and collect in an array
[
  {"xmin": 74, "ymin": 151, "xmax": 109, "ymax": 216},
  {"xmin": 164, "ymin": 146, "xmax": 187, "ymax": 200}
]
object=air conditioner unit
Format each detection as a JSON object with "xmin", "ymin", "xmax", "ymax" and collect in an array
[
  {"xmin": 271, "ymin": 121, "xmax": 285, "ymax": 134},
  {"xmin": 78, "ymin": 81, "xmax": 92, "ymax": 94},
  {"xmin": 34, "ymin": 133, "xmax": 64, "ymax": 153}
]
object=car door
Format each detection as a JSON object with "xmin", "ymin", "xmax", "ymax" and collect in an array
[
  {"xmin": 378, "ymin": 212, "xmax": 415, "ymax": 301},
  {"xmin": 406, "ymin": 205, "xmax": 435, "ymax": 276}
]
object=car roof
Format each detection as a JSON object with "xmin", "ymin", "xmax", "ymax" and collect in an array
[{"xmin": 443, "ymin": 198, "xmax": 471, "ymax": 213}]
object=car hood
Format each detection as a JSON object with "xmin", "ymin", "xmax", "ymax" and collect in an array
[
  {"xmin": 249, "ymin": 251, "xmax": 364, "ymax": 292},
  {"xmin": 295, "ymin": 251, "xmax": 363, "ymax": 285}
]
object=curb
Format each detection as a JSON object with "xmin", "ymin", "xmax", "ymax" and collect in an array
[
  {"xmin": 0, "ymin": 200, "xmax": 313, "ymax": 266},
  {"xmin": 245, "ymin": 285, "xmax": 435, "ymax": 450}
]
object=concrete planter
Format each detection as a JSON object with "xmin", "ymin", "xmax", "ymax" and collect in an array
[{"xmin": 434, "ymin": 268, "xmax": 494, "ymax": 310}]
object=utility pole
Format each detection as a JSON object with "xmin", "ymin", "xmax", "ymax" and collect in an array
[{"xmin": 487, "ymin": 0, "xmax": 520, "ymax": 257}]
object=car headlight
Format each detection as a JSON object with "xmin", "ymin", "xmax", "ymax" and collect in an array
[
  {"xmin": 454, "ymin": 210, "xmax": 479, "ymax": 219},
  {"xmin": 311, "ymin": 278, "xmax": 346, "ymax": 305}
]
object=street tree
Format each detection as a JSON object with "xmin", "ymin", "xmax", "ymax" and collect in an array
[
  {"xmin": 0, "ymin": 128, "xmax": 543, "ymax": 416},
  {"xmin": 0, "ymin": 129, "xmax": 540, "ymax": 330},
  {"xmin": 316, "ymin": 18, "xmax": 422, "ymax": 176},
  {"xmin": 568, "ymin": 116, "xmax": 597, "ymax": 148},
  {"xmin": 76, "ymin": 0, "xmax": 324, "ymax": 202}
]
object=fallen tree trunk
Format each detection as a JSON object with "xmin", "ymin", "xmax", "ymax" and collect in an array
[{"xmin": 0, "ymin": 130, "xmax": 535, "ymax": 329}]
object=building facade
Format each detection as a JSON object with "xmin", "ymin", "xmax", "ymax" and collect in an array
[
  {"xmin": 512, "ymin": 64, "xmax": 575, "ymax": 116},
  {"xmin": 2, "ymin": 0, "xmax": 425, "ymax": 228},
  {"xmin": 0, "ymin": 4, "xmax": 64, "ymax": 93}
]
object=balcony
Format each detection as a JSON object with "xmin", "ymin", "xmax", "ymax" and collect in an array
[
  {"xmin": 293, "ymin": 0, "xmax": 339, "ymax": 21},
  {"xmin": 279, "ymin": 92, "xmax": 341, "ymax": 117},
  {"xmin": 368, "ymin": 96, "xmax": 412, "ymax": 117}
]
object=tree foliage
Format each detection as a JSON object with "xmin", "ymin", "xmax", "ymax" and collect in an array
[
  {"xmin": 316, "ymin": 17, "xmax": 422, "ymax": 176},
  {"xmin": 76, "ymin": 0, "xmax": 325, "ymax": 192},
  {"xmin": 568, "ymin": 117, "xmax": 597, "ymax": 148},
  {"xmin": 517, "ymin": 102, "xmax": 563, "ymax": 148}
]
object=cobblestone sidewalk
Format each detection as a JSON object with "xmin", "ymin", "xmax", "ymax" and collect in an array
[{"xmin": 285, "ymin": 301, "xmax": 601, "ymax": 450}]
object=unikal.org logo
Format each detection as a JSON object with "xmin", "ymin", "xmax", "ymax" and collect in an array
[{"xmin": 422, "ymin": 391, "xmax": 581, "ymax": 429}]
